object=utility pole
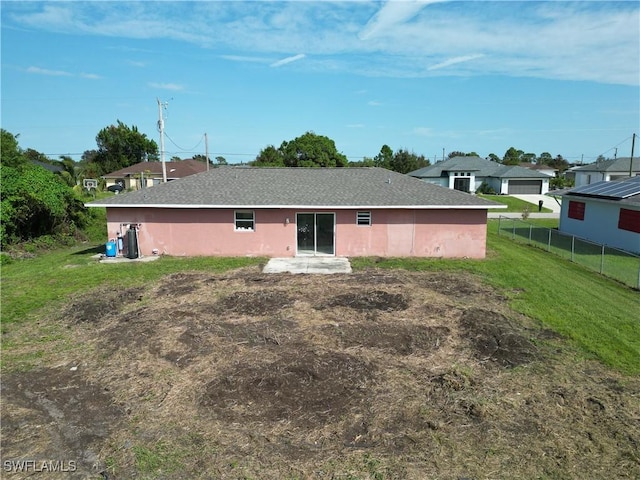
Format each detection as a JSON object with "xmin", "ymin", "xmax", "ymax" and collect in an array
[
  {"xmin": 205, "ymin": 133, "xmax": 210, "ymax": 171},
  {"xmin": 630, "ymin": 133, "xmax": 636, "ymax": 177},
  {"xmin": 157, "ymin": 98, "xmax": 168, "ymax": 183},
  {"xmin": 614, "ymin": 147, "xmax": 617, "ymax": 159}
]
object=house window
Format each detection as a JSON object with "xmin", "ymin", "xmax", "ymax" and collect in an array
[
  {"xmin": 234, "ymin": 210, "xmax": 255, "ymax": 231},
  {"xmin": 357, "ymin": 211, "xmax": 372, "ymax": 226},
  {"xmin": 568, "ymin": 201, "xmax": 585, "ymax": 220},
  {"xmin": 618, "ymin": 208, "xmax": 640, "ymax": 233}
]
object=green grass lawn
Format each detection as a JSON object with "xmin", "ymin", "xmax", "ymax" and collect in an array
[
  {"xmin": 2, "ymin": 226, "xmax": 639, "ymax": 374},
  {"xmin": 479, "ymin": 194, "xmax": 553, "ymax": 213},
  {"xmin": 0, "ymin": 247, "xmax": 264, "ymax": 327}
]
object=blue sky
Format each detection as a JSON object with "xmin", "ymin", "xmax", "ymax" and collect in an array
[{"xmin": 1, "ymin": 1, "xmax": 639, "ymax": 165}]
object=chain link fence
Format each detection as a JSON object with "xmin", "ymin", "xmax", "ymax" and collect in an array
[{"xmin": 497, "ymin": 216, "xmax": 640, "ymax": 289}]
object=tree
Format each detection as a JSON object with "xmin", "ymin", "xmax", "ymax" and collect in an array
[
  {"xmin": 252, "ymin": 132, "xmax": 348, "ymax": 167},
  {"xmin": 94, "ymin": 120, "xmax": 158, "ymax": 175},
  {"xmin": 1, "ymin": 129, "xmax": 25, "ymax": 168},
  {"xmin": 1, "ymin": 163, "xmax": 86, "ymax": 246},
  {"xmin": 0, "ymin": 132, "xmax": 88, "ymax": 247},
  {"xmin": 215, "ymin": 156, "xmax": 228, "ymax": 166},
  {"xmin": 348, "ymin": 157, "xmax": 375, "ymax": 167},
  {"xmin": 253, "ymin": 145, "xmax": 284, "ymax": 166},
  {"xmin": 549, "ymin": 154, "xmax": 569, "ymax": 173},
  {"xmin": 487, "ymin": 153, "xmax": 501, "ymax": 162},
  {"xmin": 57, "ymin": 155, "xmax": 78, "ymax": 187},
  {"xmin": 389, "ymin": 149, "xmax": 430, "ymax": 174},
  {"xmin": 448, "ymin": 151, "xmax": 479, "ymax": 158},
  {"xmin": 502, "ymin": 147, "xmax": 524, "ymax": 165},
  {"xmin": 538, "ymin": 152, "xmax": 553, "ymax": 165},
  {"xmin": 373, "ymin": 145, "xmax": 394, "ymax": 169}
]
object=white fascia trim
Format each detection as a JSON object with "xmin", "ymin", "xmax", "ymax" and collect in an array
[{"xmin": 86, "ymin": 203, "xmax": 504, "ymax": 210}]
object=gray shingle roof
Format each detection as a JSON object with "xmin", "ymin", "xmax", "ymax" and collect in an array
[
  {"xmin": 102, "ymin": 159, "xmax": 207, "ymax": 179},
  {"xmin": 87, "ymin": 167, "xmax": 501, "ymax": 209},
  {"xmin": 572, "ymin": 157, "xmax": 639, "ymax": 173},
  {"xmin": 408, "ymin": 156, "xmax": 550, "ymax": 179}
]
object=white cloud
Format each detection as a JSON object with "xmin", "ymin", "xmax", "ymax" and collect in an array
[
  {"xmin": 368, "ymin": 100, "xmax": 382, "ymax": 107},
  {"xmin": 80, "ymin": 73, "xmax": 101, "ymax": 80},
  {"xmin": 270, "ymin": 54, "xmax": 306, "ymax": 68},
  {"xmin": 220, "ymin": 55, "xmax": 270, "ymax": 64},
  {"xmin": 148, "ymin": 82, "xmax": 184, "ymax": 91},
  {"xmin": 6, "ymin": 1, "xmax": 639, "ymax": 86},
  {"xmin": 359, "ymin": 0, "xmax": 446, "ymax": 40},
  {"xmin": 26, "ymin": 66, "xmax": 72, "ymax": 76},
  {"xmin": 428, "ymin": 54, "xmax": 484, "ymax": 71},
  {"xmin": 126, "ymin": 60, "xmax": 147, "ymax": 68}
]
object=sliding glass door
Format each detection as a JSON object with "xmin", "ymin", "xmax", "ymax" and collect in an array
[{"xmin": 296, "ymin": 213, "xmax": 335, "ymax": 256}]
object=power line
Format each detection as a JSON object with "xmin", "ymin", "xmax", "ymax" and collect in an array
[{"xmin": 164, "ymin": 131, "xmax": 205, "ymax": 152}]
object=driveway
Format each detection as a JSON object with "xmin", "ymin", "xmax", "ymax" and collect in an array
[{"xmin": 511, "ymin": 194, "xmax": 562, "ymax": 213}]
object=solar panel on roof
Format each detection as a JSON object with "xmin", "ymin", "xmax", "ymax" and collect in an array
[{"xmin": 570, "ymin": 176, "xmax": 640, "ymax": 199}]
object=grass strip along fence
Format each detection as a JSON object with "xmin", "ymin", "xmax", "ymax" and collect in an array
[{"xmin": 497, "ymin": 216, "xmax": 640, "ymax": 289}]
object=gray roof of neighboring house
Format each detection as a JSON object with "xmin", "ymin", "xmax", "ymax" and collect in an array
[
  {"xmin": 572, "ymin": 157, "xmax": 639, "ymax": 173},
  {"xmin": 102, "ymin": 159, "xmax": 207, "ymax": 179},
  {"xmin": 408, "ymin": 156, "xmax": 550, "ymax": 179},
  {"xmin": 86, "ymin": 167, "xmax": 503, "ymax": 209},
  {"xmin": 32, "ymin": 160, "xmax": 64, "ymax": 173}
]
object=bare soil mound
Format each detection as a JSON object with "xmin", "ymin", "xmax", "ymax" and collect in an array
[
  {"xmin": 2, "ymin": 268, "xmax": 638, "ymax": 479},
  {"xmin": 202, "ymin": 350, "xmax": 375, "ymax": 425}
]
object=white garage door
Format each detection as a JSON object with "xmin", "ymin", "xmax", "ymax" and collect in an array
[{"xmin": 508, "ymin": 180, "xmax": 542, "ymax": 194}]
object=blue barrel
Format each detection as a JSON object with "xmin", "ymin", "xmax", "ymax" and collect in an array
[{"xmin": 105, "ymin": 241, "xmax": 117, "ymax": 257}]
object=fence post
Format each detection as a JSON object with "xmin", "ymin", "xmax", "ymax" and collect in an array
[
  {"xmin": 498, "ymin": 215, "xmax": 501, "ymax": 236},
  {"xmin": 600, "ymin": 244, "xmax": 605, "ymax": 274},
  {"xmin": 571, "ymin": 236, "xmax": 575, "ymax": 262},
  {"xmin": 512, "ymin": 218, "xmax": 515, "ymax": 239},
  {"xmin": 548, "ymin": 229, "xmax": 552, "ymax": 252},
  {"xmin": 529, "ymin": 225, "xmax": 532, "ymax": 244}
]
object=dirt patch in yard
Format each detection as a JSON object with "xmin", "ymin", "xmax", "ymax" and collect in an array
[
  {"xmin": 201, "ymin": 350, "xmax": 375, "ymax": 425},
  {"xmin": 2, "ymin": 268, "xmax": 638, "ymax": 479},
  {"xmin": 459, "ymin": 307, "xmax": 539, "ymax": 367},
  {"xmin": 1, "ymin": 367, "xmax": 124, "ymax": 479}
]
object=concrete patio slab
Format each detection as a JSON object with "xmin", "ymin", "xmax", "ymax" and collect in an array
[{"xmin": 263, "ymin": 257, "xmax": 352, "ymax": 274}]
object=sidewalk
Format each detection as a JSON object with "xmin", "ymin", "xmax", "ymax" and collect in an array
[{"xmin": 488, "ymin": 212, "xmax": 559, "ymax": 219}]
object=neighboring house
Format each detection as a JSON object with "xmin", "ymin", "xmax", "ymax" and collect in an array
[
  {"xmin": 408, "ymin": 156, "xmax": 550, "ymax": 194},
  {"xmin": 102, "ymin": 159, "xmax": 208, "ymax": 190},
  {"xmin": 32, "ymin": 160, "xmax": 63, "ymax": 173},
  {"xmin": 550, "ymin": 176, "xmax": 640, "ymax": 254},
  {"xmin": 519, "ymin": 162, "xmax": 558, "ymax": 177},
  {"xmin": 86, "ymin": 167, "xmax": 504, "ymax": 259},
  {"xmin": 572, "ymin": 157, "xmax": 639, "ymax": 187}
]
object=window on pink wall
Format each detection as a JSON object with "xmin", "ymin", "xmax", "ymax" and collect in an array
[
  {"xmin": 356, "ymin": 211, "xmax": 371, "ymax": 226},
  {"xmin": 234, "ymin": 210, "xmax": 255, "ymax": 231}
]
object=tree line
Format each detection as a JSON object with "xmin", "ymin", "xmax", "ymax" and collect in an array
[{"xmin": 0, "ymin": 121, "xmax": 583, "ymax": 248}]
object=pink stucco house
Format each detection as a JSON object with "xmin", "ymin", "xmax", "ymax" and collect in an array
[{"xmin": 87, "ymin": 167, "xmax": 502, "ymax": 259}]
